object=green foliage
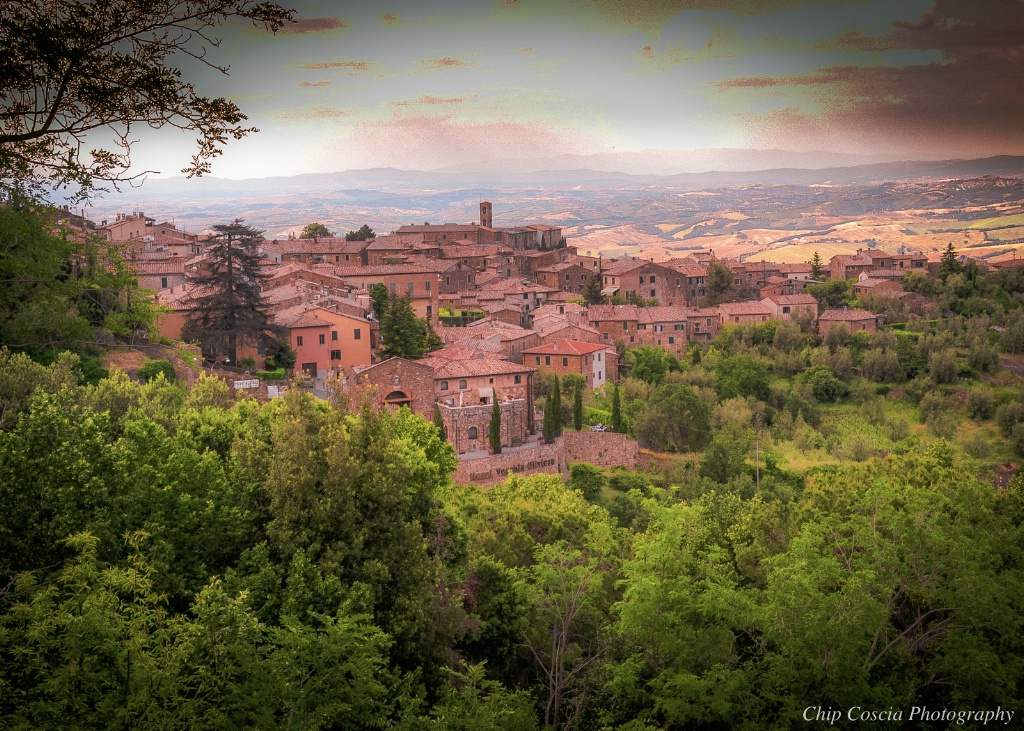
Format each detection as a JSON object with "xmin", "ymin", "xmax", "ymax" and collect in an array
[
  {"xmin": 255, "ymin": 368, "xmax": 287, "ymax": 381},
  {"xmin": 705, "ymin": 260, "xmax": 733, "ymax": 303},
  {"xmin": 583, "ymin": 275, "xmax": 604, "ymax": 305},
  {"xmin": 262, "ymin": 339, "xmax": 296, "ymax": 371},
  {"xmin": 967, "ymin": 390, "xmax": 995, "ymax": 420},
  {"xmin": 810, "ymin": 250, "xmax": 825, "ymax": 280},
  {"xmin": 807, "ymin": 278, "xmax": 854, "ymax": 309},
  {"xmin": 136, "ymin": 359, "xmax": 176, "ymax": 383},
  {"xmin": 300, "ymin": 222, "xmax": 333, "ymax": 239},
  {"xmin": 489, "ymin": 397, "xmax": 502, "ymax": 453},
  {"xmin": 345, "ymin": 224, "xmax": 376, "ymax": 241},
  {"xmin": 0, "ymin": 205, "xmax": 156, "ymax": 356},
  {"xmin": 929, "ymin": 347, "xmax": 958, "ymax": 384},
  {"xmin": 573, "ymin": 386, "xmax": 584, "ymax": 431},
  {"xmin": 381, "ymin": 294, "xmax": 426, "ymax": 359},
  {"xmin": 715, "ymin": 354, "xmax": 770, "ymax": 402},
  {"xmin": 610, "ymin": 382, "xmax": 622, "ymax": 433},
  {"xmin": 568, "ymin": 463, "xmax": 605, "ymax": 503},
  {"xmin": 634, "ymin": 382, "xmax": 711, "ymax": 453},
  {"xmin": 800, "ymin": 364, "xmax": 848, "ymax": 403}
]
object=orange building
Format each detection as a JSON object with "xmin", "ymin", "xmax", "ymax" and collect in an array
[{"xmin": 521, "ymin": 340, "xmax": 610, "ymax": 389}]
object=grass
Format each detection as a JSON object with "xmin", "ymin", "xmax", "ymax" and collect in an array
[{"xmin": 967, "ymin": 212, "xmax": 1024, "ymax": 230}]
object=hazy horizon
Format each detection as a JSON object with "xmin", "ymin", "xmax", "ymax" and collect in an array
[{"xmin": 111, "ymin": 0, "xmax": 1024, "ymax": 182}]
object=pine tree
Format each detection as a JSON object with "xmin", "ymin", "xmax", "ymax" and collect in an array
[
  {"xmin": 810, "ymin": 251, "xmax": 825, "ymax": 280},
  {"xmin": 185, "ymin": 219, "xmax": 276, "ymax": 364},
  {"xmin": 611, "ymin": 382, "xmax": 622, "ymax": 433},
  {"xmin": 573, "ymin": 386, "xmax": 584, "ymax": 431},
  {"xmin": 583, "ymin": 276, "xmax": 604, "ymax": 305},
  {"xmin": 489, "ymin": 396, "xmax": 502, "ymax": 454},
  {"xmin": 381, "ymin": 294, "xmax": 426, "ymax": 359},
  {"xmin": 939, "ymin": 242, "xmax": 962, "ymax": 280}
]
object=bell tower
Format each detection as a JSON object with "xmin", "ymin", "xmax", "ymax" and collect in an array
[{"xmin": 480, "ymin": 200, "xmax": 492, "ymax": 228}]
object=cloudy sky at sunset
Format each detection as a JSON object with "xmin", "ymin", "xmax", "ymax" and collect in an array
[{"xmin": 135, "ymin": 0, "xmax": 1024, "ymax": 179}]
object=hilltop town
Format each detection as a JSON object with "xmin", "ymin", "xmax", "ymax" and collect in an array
[{"xmin": 59, "ymin": 187, "xmax": 1024, "ymax": 482}]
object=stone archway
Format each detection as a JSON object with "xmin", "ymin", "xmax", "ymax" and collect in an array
[{"xmin": 383, "ymin": 390, "xmax": 412, "ymax": 408}]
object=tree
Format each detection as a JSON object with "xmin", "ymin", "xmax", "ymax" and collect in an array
[
  {"xmin": 633, "ymin": 382, "xmax": 711, "ymax": 453},
  {"xmin": 573, "ymin": 386, "xmax": 584, "ymax": 431},
  {"xmin": 380, "ymin": 295, "xmax": 425, "ymax": 359},
  {"xmin": 543, "ymin": 390, "xmax": 557, "ymax": 443},
  {"xmin": 810, "ymin": 251, "xmax": 825, "ymax": 280},
  {"xmin": 0, "ymin": 0, "xmax": 294, "ymax": 200},
  {"xmin": 807, "ymin": 278, "xmax": 854, "ymax": 310},
  {"xmin": 706, "ymin": 261, "xmax": 733, "ymax": 303},
  {"xmin": 345, "ymin": 224, "xmax": 375, "ymax": 241},
  {"xmin": 583, "ymin": 276, "xmax": 604, "ymax": 305},
  {"xmin": 551, "ymin": 376, "xmax": 562, "ymax": 437},
  {"xmin": 610, "ymin": 382, "xmax": 622, "ymax": 433},
  {"xmin": 939, "ymin": 242, "xmax": 962, "ymax": 280},
  {"xmin": 715, "ymin": 354, "xmax": 770, "ymax": 402},
  {"xmin": 185, "ymin": 220, "xmax": 276, "ymax": 365},
  {"xmin": 300, "ymin": 222, "xmax": 332, "ymax": 239},
  {"xmin": 433, "ymin": 403, "xmax": 446, "ymax": 440},
  {"xmin": 489, "ymin": 396, "xmax": 502, "ymax": 454},
  {"xmin": 369, "ymin": 283, "xmax": 389, "ymax": 322},
  {"xmin": 625, "ymin": 346, "xmax": 671, "ymax": 384}
]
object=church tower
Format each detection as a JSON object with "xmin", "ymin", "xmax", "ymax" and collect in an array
[{"xmin": 480, "ymin": 201, "xmax": 492, "ymax": 228}]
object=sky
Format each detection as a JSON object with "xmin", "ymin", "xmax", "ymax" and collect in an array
[{"xmin": 131, "ymin": 0, "xmax": 1024, "ymax": 179}]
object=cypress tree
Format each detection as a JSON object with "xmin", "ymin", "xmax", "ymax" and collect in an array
[
  {"xmin": 433, "ymin": 403, "xmax": 446, "ymax": 440},
  {"xmin": 611, "ymin": 382, "xmax": 622, "ymax": 433},
  {"xmin": 488, "ymin": 396, "xmax": 502, "ymax": 454},
  {"xmin": 543, "ymin": 390, "xmax": 556, "ymax": 443},
  {"xmin": 573, "ymin": 385, "xmax": 584, "ymax": 431},
  {"xmin": 552, "ymin": 376, "xmax": 562, "ymax": 437},
  {"xmin": 381, "ymin": 294, "xmax": 426, "ymax": 359}
]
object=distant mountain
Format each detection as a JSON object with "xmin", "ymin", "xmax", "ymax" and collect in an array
[{"xmin": 433, "ymin": 148, "xmax": 905, "ymax": 176}]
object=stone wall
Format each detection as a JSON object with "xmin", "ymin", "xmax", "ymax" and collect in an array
[
  {"xmin": 453, "ymin": 439, "xmax": 568, "ymax": 486},
  {"xmin": 563, "ymin": 431, "xmax": 639, "ymax": 468},
  {"xmin": 441, "ymin": 399, "xmax": 530, "ymax": 454}
]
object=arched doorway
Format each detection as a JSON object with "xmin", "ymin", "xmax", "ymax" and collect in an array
[{"xmin": 383, "ymin": 390, "xmax": 412, "ymax": 409}]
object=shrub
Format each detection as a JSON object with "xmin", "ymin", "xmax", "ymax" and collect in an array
[
  {"xmin": 136, "ymin": 359, "xmax": 176, "ymax": 383},
  {"xmin": 960, "ymin": 431, "xmax": 991, "ymax": 458},
  {"xmin": 919, "ymin": 391, "xmax": 946, "ymax": 424},
  {"xmin": 929, "ymin": 348, "xmax": 958, "ymax": 384},
  {"xmin": 995, "ymin": 401, "xmax": 1024, "ymax": 437},
  {"xmin": 800, "ymin": 365, "xmax": 848, "ymax": 403},
  {"xmin": 967, "ymin": 337, "xmax": 999, "ymax": 373},
  {"xmin": 256, "ymin": 368, "xmax": 287, "ymax": 381},
  {"xmin": 967, "ymin": 391, "xmax": 995, "ymax": 421},
  {"xmin": 1012, "ymin": 422, "xmax": 1024, "ymax": 458},
  {"xmin": 569, "ymin": 463, "xmax": 605, "ymax": 502},
  {"xmin": 862, "ymin": 348, "xmax": 901, "ymax": 383}
]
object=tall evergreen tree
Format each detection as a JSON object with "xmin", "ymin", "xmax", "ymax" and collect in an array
[
  {"xmin": 185, "ymin": 219, "xmax": 276, "ymax": 365},
  {"xmin": 939, "ymin": 242, "xmax": 962, "ymax": 280},
  {"xmin": 489, "ymin": 397, "xmax": 502, "ymax": 454},
  {"xmin": 611, "ymin": 382, "xmax": 622, "ymax": 433},
  {"xmin": 381, "ymin": 294, "xmax": 426, "ymax": 359},
  {"xmin": 573, "ymin": 386, "xmax": 584, "ymax": 431},
  {"xmin": 583, "ymin": 276, "xmax": 605, "ymax": 305},
  {"xmin": 551, "ymin": 376, "xmax": 563, "ymax": 437},
  {"xmin": 543, "ymin": 390, "xmax": 556, "ymax": 443},
  {"xmin": 433, "ymin": 403, "xmax": 446, "ymax": 440},
  {"xmin": 810, "ymin": 251, "xmax": 825, "ymax": 280}
]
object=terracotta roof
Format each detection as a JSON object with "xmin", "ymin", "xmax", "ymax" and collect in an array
[
  {"xmin": 419, "ymin": 350, "xmax": 535, "ymax": 379},
  {"xmin": 133, "ymin": 260, "xmax": 184, "ymax": 274},
  {"xmin": 818, "ymin": 308, "xmax": 876, "ymax": 321},
  {"xmin": 275, "ymin": 304, "xmax": 332, "ymax": 329},
  {"xmin": 637, "ymin": 305, "xmax": 695, "ymax": 323},
  {"xmin": 854, "ymin": 278, "xmax": 897, "ymax": 288},
  {"xmin": 396, "ymin": 224, "xmax": 481, "ymax": 233},
  {"xmin": 521, "ymin": 340, "xmax": 606, "ymax": 356},
  {"xmin": 718, "ymin": 301, "xmax": 773, "ymax": 316},
  {"xmin": 586, "ymin": 304, "xmax": 643, "ymax": 322},
  {"xmin": 763, "ymin": 294, "xmax": 818, "ymax": 305},
  {"xmin": 317, "ymin": 263, "xmax": 441, "ymax": 277}
]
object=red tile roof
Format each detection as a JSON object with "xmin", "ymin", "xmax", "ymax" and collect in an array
[{"xmin": 521, "ymin": 340, "xmax": 606, "ymax": 356}]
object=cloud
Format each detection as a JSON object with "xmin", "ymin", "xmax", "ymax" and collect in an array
[
  {"xmin": 295, "ymin": 60, "xmax": 381, "ymax": 74},
  {"xmin": 298, "ymin": 80, "xmax": 331, "ymax": 87},
  {"xmin": 393, "ymin": 94, "xmax": 478, "ymax": 107},
  {"xmin": 281, "ymin": 106, "xmax": 348, "ymax": 121},
  {"xmin": 278, "ymin": 17, "xmax": 348, "ymax": 35},
  {"xmin": 339, "ymin": 114, "xmax": 596, "ymax": 170},
  {"xmin": 420, "ymin": 57, "xmax": 480, "ymax": 69}
]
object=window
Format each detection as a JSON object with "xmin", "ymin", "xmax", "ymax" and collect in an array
[
  {"xmin": 597, "ymin": 352, "xmax": 601, "ymax": 361},
  {"xmin": 782, "ymin": 306, "xmax": 791, "ymax": 314},
  {"xmin": 535, "ymin": 357, "xmax": 541, "ymax": 365},
  {"xmin": 296, "ymin": 336, "xmax": 303, "ymax": 346},
  {"xmin": 441, "ymin": 381, "xmax": 449, "ymax": 390},
  {"xmin": 427, "ymin": 305, "xmax": 432, "ymax": 318},
  {"xmin": 603, "ymin": 333, "xmax": 609, "ymax": 340},
  {"xmin": 468, "ymin": 427, "xmax": 478, "ymax": 439},
  {"xmin": 389, "ymin": 282, "xmax": 397, "ymax": 294},
  {"xmin": 649, "ymin": 275, "xmax": 655, "ymax": 283},
  {"xmin": 668, "ymin": 336, "xmax": 675, "ymax": 344},
  {"xmin": 650, "ymin": 289, "xmax": 656, "ymax": 298},
  {"xmin": 160, "ymin": 277, "xmax": 168, "ymax": 288},
  {"xmin": 335, "ymin": 256, "xmax": 339, "ymax": 262},
  {"xmin": 489, "ymin": 378, "xmax": 494, "ymax": 384},
  {"xmin": 514, "ymin": 375, "xmax": 522, "ymax": 384},
  {"xmin": 354, "ymin": 329, "xmax": 361, "ymax": 340},
  {"xmin": 565, "ymin": 274, "xmax": 570, "ymax": 281},
  {"xmin": 623, "ymin": 322, "xmax": 628, "ymax": 330},
  {"xmin": 545, "ymin": 356, "xmax": 551, "ymax": 366},
  {"xmin": 332, "ymin": 330, "xmax": 338, "ymax": 341},
  {"xmin": 425, "ymin": 280, "xmax": 431, "ymax": 292},
  {"xmin": 639, "ymin": 275, "xmax": 645, "ymax": 284},
  {"xmin": 459, "ymin": 379, "xmax": 467, "ymax": 389},
  {"xmin": 319, "ymin": 334, "xmax": 325, "ymax": 345},
  {"xmin": 523, "ymin": 293, "xmax": 528, "ymax": 299},
  {"xmin": 445, "ymin": 276, "xmax": 450, "ymax": 285},
  {"xmin": 674, "ymin": 324, "xmax": 683, "ymax": 331},
  {"xmin": 598, "ymin": 371, "xmax": 602, "ymax": 379},
  {"xmin": 330, "ymin": 349, "xmax": 341, "ymax": 360},
  {"xmin": 562, "ymin": 357, "xmax": 568, "ymax": 366}
]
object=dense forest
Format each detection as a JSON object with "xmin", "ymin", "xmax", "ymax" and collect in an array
[{"xmin": 2, "ymin": 204, "xmax": 1024, "ymax": 728}]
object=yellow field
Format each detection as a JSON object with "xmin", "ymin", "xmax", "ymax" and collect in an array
[{"xmin": 967, "ymin": 212, "xmax": 1024, "ymax": 229}]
